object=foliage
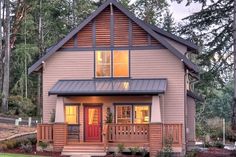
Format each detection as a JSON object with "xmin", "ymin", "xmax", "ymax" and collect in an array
[
  {"xmin": 38, "ymin": 141, "xmax": 48, "ymax": 149},
  {"xmin": 0, "ymin": 143, "xmax": 8, "ymax": 151},
  {"xmin": 157, "ymin": 136, "xmax": 173, "ymax": 157},
  {"xmin": 129, "ymin": 147, "xmax": 139, "ymax": 155},
  {"xmin": 3, "ymin": 140, "xmax": 20, "ymax": 149},
  {"xmin": 185, "ymin": 150, "xmax": 198, "ymax": 157},
  {"xmin": 7, "ymin": 95, "xmax": 36, "ymax": 116},
  {"xmin": 20, "ymin": 143, "xmax": 33, "ymax": 153},
  {"xmin": 117, "ymin": 143, "xmax": 125, "ymax": 154},
  {"xmin": 140, "ymin": 147, "xmax": 148, "ymax": 157},
  {"xmin": 106, "ymin": 109, "xmax": 113, "ymax": 123},
  {"xmin": 50, "ymin": 109, "xmax": 55, "ymax": 123}
]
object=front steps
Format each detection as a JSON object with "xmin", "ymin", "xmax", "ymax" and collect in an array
[{"xmin": 61, "ymin": 143, "xmax": 106, "ymax": 157}]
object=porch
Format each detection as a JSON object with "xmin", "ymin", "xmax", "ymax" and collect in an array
[{"xmin": 37, "ymin": 123, "xmax": 182, "ymax": 156}]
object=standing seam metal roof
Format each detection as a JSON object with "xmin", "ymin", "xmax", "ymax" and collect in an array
[{"xmin": 49, "ymin": 78, "xmax": 167, "ymax": 96}]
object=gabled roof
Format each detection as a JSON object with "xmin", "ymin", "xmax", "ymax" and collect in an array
[
  {"xmin": 28, "ymin": 0, "xmax": 199, "ymax": 74},
  {"xmin": 49, "ymin": 78, "xmax": 167, "ymax": 96}
]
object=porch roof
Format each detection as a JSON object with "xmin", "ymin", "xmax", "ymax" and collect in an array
[{"xmin": 49, "ymin": 78, "xmax": 167, "ymax": 96}]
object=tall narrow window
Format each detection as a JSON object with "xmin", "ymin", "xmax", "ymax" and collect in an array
[
  {"xmin": 65, "ymin": 105, "xmax": 78, "ymax": 124},
  {"xmin": 116, "ymin": 105, "xmax": 132, "ymax": 124},
  {"xmin": 113, "ymin": 50, "xmax": 129, "ymax": 77},
  {"xmin": 96, "ymin": 51, "xmax": 111, "ymax": 77},
  {"xmin": 134, "ymin": 106, "xmax": 149, "ymax": 124}
]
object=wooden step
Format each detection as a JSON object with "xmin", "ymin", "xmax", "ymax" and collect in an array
[{"xmin": 62, "ymin": 144, "xmax": 106, "ymax": 157}]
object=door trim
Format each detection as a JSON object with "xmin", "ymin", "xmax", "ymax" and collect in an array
[{"xmin": 83, "ymin": 103, "xmax": 103, "ymax": 142}]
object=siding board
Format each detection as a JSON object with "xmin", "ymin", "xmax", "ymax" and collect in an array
[
  {"xmin": 42, "ymin": 51, "xmax": 94, "ymax": 122},
  {"xmin": 130, "ymin": 49, "xmax": 185, "ymax": 123}
]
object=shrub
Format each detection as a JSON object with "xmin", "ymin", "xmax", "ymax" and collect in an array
[
  {"xmin": 7, "ymin": 95, "xmax": 36, "ymax": 116},
  {"xmin": 129, "ymin": 147, "xmax": 139, "ymax": 155},
  {"xmin": 0, "ymin": 143, "xmax": 7, "ymax": 151},
  {"xmin": 38, "ymin": 141, "xmax": 48, "ymax": 149},
  {"xmin": 157, "ymin": 136, "xmax": 173, "ymax": 157},
  {"xmin": 117, "ymin": 143, "xmax": 125, "ymax": 154},
  {"xmin": 140, "ymin": 147, "xmax": 148, "ymax": 157},
  {"xmin": 4, "ymin": 140, "xmax": 19, "ymax": 149},
  {"xmin": 213, "ymin": 141, "xmax": 224, "ymax": 148},
  {"xmin": 28, "ymin": 137, "xmax": 37, "ymax": 145},
  {"xmin": 20, "ymin": 143, "xmax": 33, "ymax": 153},
  {"xmin": 185, "ymin": 150, "xmax": 198, "ymax": 157}
]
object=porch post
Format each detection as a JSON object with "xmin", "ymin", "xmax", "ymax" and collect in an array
[
  {"xmin": 149, "ymin": 95, "xmax": 162, "ymax": 157},
  {"xmin": 55, "ymin": 96, "xmax": 65, "ymax": 123},
  {"xmin": 151, "ymin": 95, "xmax": 161, "ymax": 123}
]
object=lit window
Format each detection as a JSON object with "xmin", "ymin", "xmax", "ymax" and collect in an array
[
  {"xmin": 115, "ymin": 105, "xmax": 150, "ymax": 124},
  {"xmin": 65, "ymin": 106, "xmax": 78, "ymax": 124},
  {"xmin": 116, "ymin": 105, "xmax": 132, "ymax": 124},
  {"xmin": 113, "ymin": 50, "xmax": 129, "ymax": 77},
  {"xmin": 96, "ymin": 51, "xmax": 111, "ymax": 77},
  {"xmin": 134, "ymin": 106, "xmax": 149, "ymax": 124}
]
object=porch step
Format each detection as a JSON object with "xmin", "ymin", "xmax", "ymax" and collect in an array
[{"xmin": 62, "ymin": 144, "xmax": 106, "ymax": 157}]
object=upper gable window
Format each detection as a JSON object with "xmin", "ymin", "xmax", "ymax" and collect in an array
[
  {"xmin": 95, "ymin": 50, "xmax": 129, "ymax": 78},
  {"xmin": 96, "ymin": 51, "xmax": 111, "ymax": 77},
  {"xmin": 113, "ymin": 50, "xmax": 129, "ymax": 77}
]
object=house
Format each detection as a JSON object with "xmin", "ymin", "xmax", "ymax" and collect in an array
[{"xmin": 29, "ymin": 0, "xmax": 203, "ymax": 156}]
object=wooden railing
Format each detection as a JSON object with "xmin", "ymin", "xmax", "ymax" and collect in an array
[
  {"xmin": 37, "ymin": 124, "xmax": 53, "ymax": 142},
  {"xmin": 107, "ymin": 124, "xmax": 149, "ymax": 142},
  {"xmin": 163, "ymin": 124, "xmax": 182, "ymax": 146}
]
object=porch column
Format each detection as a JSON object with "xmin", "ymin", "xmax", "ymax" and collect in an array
[
  {"xmin": 151, "ymin": 95, "xmax": 161, "ymax": 123},
  {"xmin": 55, "ymin": 96, "xmax": 65, "ymax": 123}
]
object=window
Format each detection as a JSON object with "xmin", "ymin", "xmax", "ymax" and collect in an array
[
  {"xmin": 113, "ymin": 50, "xmax": 129, "ymax": 77},
  {"xmin": 65, "ymin": 105, "xmax": 78, "ymax": 124},
  {"xmin": 95, "ymin": 50, "xmax": 129, "ymax": 78},
  {"xmin": 134, "ymin": 106, "xmax": 149, "ymax": 124},
  {"xmin": 116, "ymin": 105, "xmax": 132, "ymax": 124},
  {"xmin": 115, "ymin": 104, "xmax": 150, "ymax": 124},
  {"xmin": 96, "ymin": 51, "xmax": 111, "ymax": 77}
]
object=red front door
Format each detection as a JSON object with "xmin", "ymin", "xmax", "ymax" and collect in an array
[{"xmin": 84, "ymin": 105, "xmax": 102, "ymax": 142}]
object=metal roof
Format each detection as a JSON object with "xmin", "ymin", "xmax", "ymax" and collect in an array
[
  {"xmin": 49, "ymin": 78, "xmax": 167, "ymax": 96},
  {"xmin": 28, "ymin": 0, "xmax": 199, "ymax": 74}
]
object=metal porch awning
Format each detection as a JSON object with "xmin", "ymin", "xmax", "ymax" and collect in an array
[{"xmin": 49, "ymin": 78, "xmax": 167, "ymax": 96}]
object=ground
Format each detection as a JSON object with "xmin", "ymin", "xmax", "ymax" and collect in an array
[
  {"xmin": 0, "ymin": 153, "xmax": 45, "ymax": 157},
  {"xmin": 0, "ymin": 123, "xmax": 36, "ymax": 140}
]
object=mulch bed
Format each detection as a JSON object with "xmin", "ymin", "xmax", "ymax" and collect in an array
[
  {"xmin": 196, "ymin": 148, "xmax": 236, "ymax": 157},
  {"xmin": 1, "ymin": 145, "xmax": 69, "ymax": 157}
]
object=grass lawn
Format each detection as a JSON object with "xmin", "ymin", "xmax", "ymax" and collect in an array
[{"xmin": 0, "ymin": 153, "xmax": 46, "ymax": 157}]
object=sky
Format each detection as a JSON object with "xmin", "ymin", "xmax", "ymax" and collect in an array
[{"xmin": 129, "ymin": 0, "xmax": 202, "ymax": 22}]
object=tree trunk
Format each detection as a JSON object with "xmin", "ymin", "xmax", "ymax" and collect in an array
[
  {"xmin": 2, "ymin": 0, "xmax": 10, "ymax": 112},
  {"xmin": 0, "ymin": 0, "xmax": 3, "ymax": 93},
  {"xmin": 36, "ymin": 0, "xmax": 42, "ymax": 116},
  {"xmin": 232, "ymin": 0, "xmax": 236, "ymax": 130}
]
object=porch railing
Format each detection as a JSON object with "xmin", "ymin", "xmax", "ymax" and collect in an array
[
  {"xmin": 107, "ymin": 123, "xmax": 149, "ymax": 142},
  {"xmin": 163, "ymin": 124, "xmax": 182, "ymax": 146},
  {"xmin": 37, "ymin": 123, "xmax": 53, "ymax": 142}
]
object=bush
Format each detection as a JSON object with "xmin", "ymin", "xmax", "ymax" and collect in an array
[
  {"xmin": 20, "ymin": 143, "xmax": 33, "ymax": 153},
  {"xmin": 185, "ymin": 150, "xmax": 198, "ymax": 157},
  {"xmin": 28, "ymin": 137, "xmax": 37, "ymax": 145},
  {"xmin": 3, "ymin": 140, "xmax": 19, "ymax": 149},
  {"xmin": 213, "ymin": 141, "xmax": 224, "ymax": 148},
  {"xmin": 129, "ymin": 147, "xmax": 139, "ymax": 155},
  {"xmin": 7, "ymin": 95, "xmax": 36, "ymax": 116},
  {"xmin": 157, "ymin": 136, "xmax": 173, "ymax": 157},
  {"xmin": 38, "ymin": 141, "xmax": 48, "ymax": 149},
  {"xmin": 0, "ymin": 143, "xmax": 7, "ymax": 151},
  {"xmin": 117, "ymin": 143, "xmax": 125, "ymax": 154}
]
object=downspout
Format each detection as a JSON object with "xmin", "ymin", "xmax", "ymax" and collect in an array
[{"xmin": 184, "ymin": 68, "xmax": 188, "ymax": 153}]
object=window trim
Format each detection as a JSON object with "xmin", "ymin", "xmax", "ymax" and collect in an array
[
  {"xmin": 64, "ymin": 103, "xmax": 80, "ymax": 125},
  {"xmin": 114, "ymin": 103, "xmax": 151, "ymax": 124},
  {"xmin": 94, "ymin": 50, "xmax": 130, "ymax": 78}
]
